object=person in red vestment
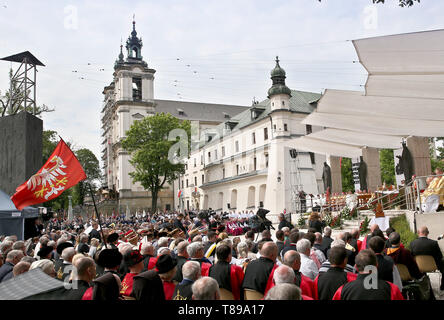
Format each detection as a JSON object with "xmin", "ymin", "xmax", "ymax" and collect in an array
[
  {"xmin": 264, "ymin": 250, "xmax": 315, "ymax": 298},
  {"xmin": 332, "ymin": 250, "xmax": 404, "ymax": 300},
  {"xmin": 120, "ymin": 249, "xmax": 144, "ymax": 297},
  {"xmin": 156, "ymin": 254, "xmax": 177, "ymax": 300},
  {"xmin": 204, "ymin": 244, "xmax": 244, "ymax": 300}
]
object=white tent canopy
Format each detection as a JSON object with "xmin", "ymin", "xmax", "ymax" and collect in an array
[
  {"xmin": 302, "ymin": 112, "xmax": 444, "ymax": 137},
  {"xmin": 289, "ymin": 136, "xmax": 363, "ymax": 158},
  {"xmin": 308, "ymin": 128, "xmax": 403, "ymax": 150},
  {"xmin": 353, "ymin": 29, "xmax": 444, "ymax": 99},
  {"xmin": 317, "ymin": 89, "xmax": 444, "ymax": 121}
]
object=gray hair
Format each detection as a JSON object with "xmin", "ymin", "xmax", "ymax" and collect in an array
[
  {"xmin": 283, "ymin": 250, "xmax": 301, "ymax": 267},
  {"xmin": 182, "ymin": 261, "xmax": 200, "ymax": 281},
  {"xmin": 331, "ymin": 239, "xmax": 345, "ymax": 248},
  {"xmin": 296, "ymin": 239, "xmax": 311, "ymax": 255},
  {"xmin": 237, "ymin": 241, "xmax": 249, "ymax": 259},
  {"xmin": 40, "ymin": 236, "xmax": 50, "ymax": 246},
  {"xmin": 158, "ymin": 237, "xmax": 169, "ymax": 248},
  {"xmin": 61, "ymin": 247, "xmax": 76, "ymax": 261},
  {"xmin": 12, "ymin": 241, "xmax": 25, "ymax": 251},
  {"xmin": 281, "ymin": 227, "xmax": 290, "ymax": 233},
  {"xmin": 140, "ymin": 242, "xmax": 154, "ymax": 255},
  {"xmin": 90, "ymin": 238, "xmax": 100, "ymax": 247},
  {"xmin": 192, "ymin": 276, "xmax": 220, "ymax": 300},
  {"xmin": 187, "ymin": 242, "xmax": 204, "ymax": 258},
  {"xmin": 118, "ymin": 243, "xmax": 133, "ymax": 255},
  {"xmin": 0, "ymin": 240, "xmax": 13, "ymax": 254},
  {"xmin": 265, "ymin": 283, "xmax": 301, "ymax": 300},
  {"xmin": 157, "ymin": 247, "xmax": 171, "ymax": 257},
  {"xmin": 30, "ymin": 259, "xmax": 55, "ymax": 276},
  {"xmin": 324, "ymin": 226, "xmax": 332, "ymax": 237},
  {"xmin": 273, "ymin": 265, "xmax": 295, "ymax": 284},
  {"xmin": 47, "ymin": 241, "xmax": 56, "ymax": 248},
  {"xmin": 80, "ymin": 233, "xmax": 89, "ymax": 243},
  {"xmin": 176, "ymin": 241, "xmax": 189, "ymax": 255},
  {"xmin": 6, "ymin": 250, "xmax": 24, "ymax": 261}
]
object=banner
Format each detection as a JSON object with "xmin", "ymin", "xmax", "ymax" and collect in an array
[{"xmin": 11, "ymin": 139, "xmax": 87, "ymax": 210}]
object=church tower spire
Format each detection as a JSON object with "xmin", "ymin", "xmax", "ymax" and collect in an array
[
  {"xmin": 268, "ymin": 56, "xmax": 291, "ymax": 111},
  {"xmin": 126, "ymin": 17, "xmax": 143, "ymax": 61}
]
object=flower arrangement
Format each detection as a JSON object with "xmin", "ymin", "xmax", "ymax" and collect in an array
[
  {"xmin": 341, "ymin": 206, "xmax": 352, "ymax": 220},
  {"xmin": 297, "ymin": 215, "xmax": 306, "ymax": 228},
  {"xmin": 323, "ymin": 212, "xmax": 332, "ymax": 226},
  {"xmin": 329, "ymin": 214, "xmax": 342, "ymax": 229},
  {"xmin": 360, "ymin": 216, "xmax": 370, "ymax": 235}
]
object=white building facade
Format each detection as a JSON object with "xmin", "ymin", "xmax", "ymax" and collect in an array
[{"xmin": 175, "ymin": 58, "xmax": 327, "ymax": 215}]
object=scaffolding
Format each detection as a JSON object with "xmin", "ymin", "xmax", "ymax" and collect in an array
[{"xmin": 289, "ymin": 149, "xmax": 304, "ymax": 215}]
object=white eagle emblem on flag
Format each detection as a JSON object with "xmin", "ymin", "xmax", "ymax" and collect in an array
[{"xmin": 27, "ymin": 156, "xmax": 69, "ymax": 200}]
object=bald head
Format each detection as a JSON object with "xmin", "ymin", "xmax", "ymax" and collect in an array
[
  {"xmin": 315, "ymin": 232, "xmax": 323, "ymax": 244},
  {"xmin": 260, "ymin": 242, "xmax": 278, "ymax": 261},
  {"xmin": 273, "ymin": 265, "xmax": 295, "ymax": 285},
  {"xmin": 283, "ymin": 250, "xmax": 301, "ymax": 271},
  {"xmin": 418, "ymin": 226, "xmax": 429, "ymax": 237},
  {"xmin": 140, "ymin": 242, "xmax": 154, "ymax": 256}
]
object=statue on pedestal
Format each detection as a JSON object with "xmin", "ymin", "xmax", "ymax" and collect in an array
[
  {"xmin": 322, "ymin": 162, "xmax": 332, "ymax": 192},
  {"xmin": 358, "ymin": 156, "xmax": 368, "ymax": 191}
]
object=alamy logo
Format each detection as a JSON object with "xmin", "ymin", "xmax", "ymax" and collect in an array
[{"xmin": 363, "ymin": 265, "xmax": 378, "ymax": 290}]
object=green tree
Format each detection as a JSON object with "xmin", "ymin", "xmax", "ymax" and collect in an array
[
  {"xmin": 380, "ymin": 149, "xmax": 395, "ymax": 185},
  {"xmin": 430, "ymin": 137, "xmax": 444, "ymax": 172},
  {"xmin": 341, "ymin": 158, "xmax": 355, "ymax": 192},
  {"xmin": 121, "ymin": 113, "xmax": 191, "ymax": 212},
  {"xmin": 72, "ymin": 148, "xmax": 101, "ymax": 205},
  {"xmin": 0, "ymin": 68, "xmax": 54, "ymax": 117}
]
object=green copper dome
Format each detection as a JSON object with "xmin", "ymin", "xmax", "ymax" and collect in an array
[{"xmin": 267, "ymin": 56, "xmax": 291, "ymax": 98}]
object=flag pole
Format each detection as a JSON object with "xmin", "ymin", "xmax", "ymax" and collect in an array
[{"xmin": 88, "ymin": 182, "xmax": 107, "ymax": 247}]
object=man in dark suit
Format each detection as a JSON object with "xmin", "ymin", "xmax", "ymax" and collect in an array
[
  {"xmin": 173, "ymin": 214, "xmax": 187, "ymax": 236},
  {"xmin": 410, "ymin": 226, "xmax": 444, "ymax": 290},
  {"xmin": 172, "ymin": 260, "xmax": 200, "ymax": 300},
  {"xmin": 368, "ymin": 236, "xmax": 394, "ymax": 283},
  {"xmin": 322, "ymin": 227, "xmax": 334, "ymax": 254},
  {"xmin": 89, "ymin": 222, "xmax": 102, "ymax": 243},
  {"xmin": 0, "ymin": 250, "xmax": 24, "ymax": 283},
  {"xmin": 242, "ymin": 242, "xmax": 277, "ymax": 294},
  {"xmin": 173, "ymin": 241, "xmax": 189, "ymax": 282}
]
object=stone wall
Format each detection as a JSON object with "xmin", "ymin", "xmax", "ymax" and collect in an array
[{"xmin": 0, "ymin": 112, "xmax": 42, "ymax": 196}]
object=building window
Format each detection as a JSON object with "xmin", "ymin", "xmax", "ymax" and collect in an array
[
  {"xmin": 284, "ymin": 124, "xmax": 288, "ymax": 131},
  {"xmin": 194, "ymin": 158, "xmax": 196, "ymax": 167},
  {"xmin": 265, "ymin": 153, "xmax": 269, "ymax": 168},
  {"xmin": 236, "ymin": 164, "xmax": 239, "ymax": 175},
  {"xmin": 306, "ymin": 125, "xmax": 313, "ymax": 135},
  {"xmin": 185, "ymin": 164, "xmax": 188, "ymax": 170},
  {"xmin": 273, "ymin": 124, "xmax": 276, "ymax": 131},
  {"xmin": 222, "ymin": 146, "xmax": 225, "ymax": 157},
  {"xmin": 252, "ymin": 132, "xmax": 256, "ymax": 144},
  {"xmin": 181, "ymin": 180, "xmax": 184, "ymax": 189},
  {"xmin": 215, "ymin": 149, "xmax": 218, "ymax": 160},
  {"xmin": 201, "ymin": 154, "xmax": 204, "ymax": 165},
  {"xmin": 132, "ymin": 77, "xmax": 142, "ymax": 101},
  {"xmin": 282, "ymin": 101, "xmax": 285, "ymax": 106},
  {"xmin": 194, "ymin": 177, "xmax": 197, "ymax": 186},
  {"xmin": 208, "ymin": 151, "xmax": 211, "ymax": 161},
  {"xmin": 264, "ymin": 127, "xmax": 268, "ymax": 140},
  {"xmin": 222, "ymin": 168, "xmax": 225, "ymax": 179},
  {"xmin": 254, "ymin": 157, "xmax": 257, "ymax": 171},
  {"xmin": 235, "ymin": 141, "xmax": 239, "ymax": 153},
  {"xmin": 186, "ymin": 179, "xmax": 189, "ymax": 187},
  {"xmin": 202, "ymin": 174, "xmax": 204, "ymax": 184}
]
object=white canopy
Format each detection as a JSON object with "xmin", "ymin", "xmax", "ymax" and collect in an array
[
  {"xmin": 317, "ymin": 89, "xmax": 444, "ymax": 121},
  {"xmin": 302, "ymin": 112, "xmax": 444, "ymax": 137},
  {"xmin": 353, "ymin": 29, "xmax": 444, "ymax": 99},
  {"xmin": 290, "ymin": 136, "xmax": 363, "ymax": 158},
  {"xmin": 308, "ymin": 128, "xmax": 403, "ymax": 149}
]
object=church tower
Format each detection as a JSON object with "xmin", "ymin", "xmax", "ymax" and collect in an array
[{"xmin": 268, "ymin": 56, "xmax": 291, "ymax": 111}]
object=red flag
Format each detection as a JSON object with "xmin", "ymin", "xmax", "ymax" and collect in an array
[{"xmin": 11, "ymin": 139, "xmax": 87, "ymax": 210}]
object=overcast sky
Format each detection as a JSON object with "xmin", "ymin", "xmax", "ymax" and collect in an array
[{"xmin": 0, "ymin": 0, "xmax": 443, "ymax": 162}]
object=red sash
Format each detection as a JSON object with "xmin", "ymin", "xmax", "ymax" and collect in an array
[
  {"xmin": 357, "ymin": 240, "xmax": 363, "ymax": 252},
  {"xmin": 81, "ymin": 287, "xmax": 93, "ymax": 300},
  {"xmin": 263, "ymin": 264, "xmax": 279, "ymax": 296},
  {"xmin": 201, "ymin": 262, "xmax": 211, "ymax": 276},
  {"xmin": 230, "ymin": 264, "xmax": 244, "ymax": 300},
  {"xmin": 120, "ymin": 273, "xmax": 137, "ymax": 296},
  {"xmin": 389, "ymin": 281, "xmax": 404, "ymax": 300},
  {"xmin": 148, "ymin": 257, "xmax": 157, "ymax": 270},
  {"xmin": 163, "ymin": 281, "xmax": 176, "ymax": 300}
]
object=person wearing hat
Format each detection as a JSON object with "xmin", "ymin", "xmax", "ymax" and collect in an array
[
  {"xmin": 97, "ymin": 248, "xmax": 123, "ymax": 278},
  {"xmin": 106, "ymin": 233, "xmax": 119, "ymax": 250},
  {"xmin": 173, "ymin": 214, "xmax": 188, "ymax": 238},
  {"xmin": 120, "ymin": 249, "xmax": 144, "ymax": 297},
  {"xmin": 156, "ymin": 254, "xmax": 177, "ymax": 300},
  {"xmin": 54, "ymin": 242, "xmax": 74, "ymax": 280},
  {"xmin": 37, "ymin": 245, "xmax": 53, "ymax": 261},
  {"xmin": 82, "ymin": 271, "xmax": 122, "ymax": 300},
  {"xmin": 131, "ymin": 268, "xmax": 165, "ymax": 301}
]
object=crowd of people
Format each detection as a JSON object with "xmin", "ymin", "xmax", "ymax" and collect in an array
[{"xmin": 0, "ymin": 209, "xmax": 443, "ymax": 301}]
